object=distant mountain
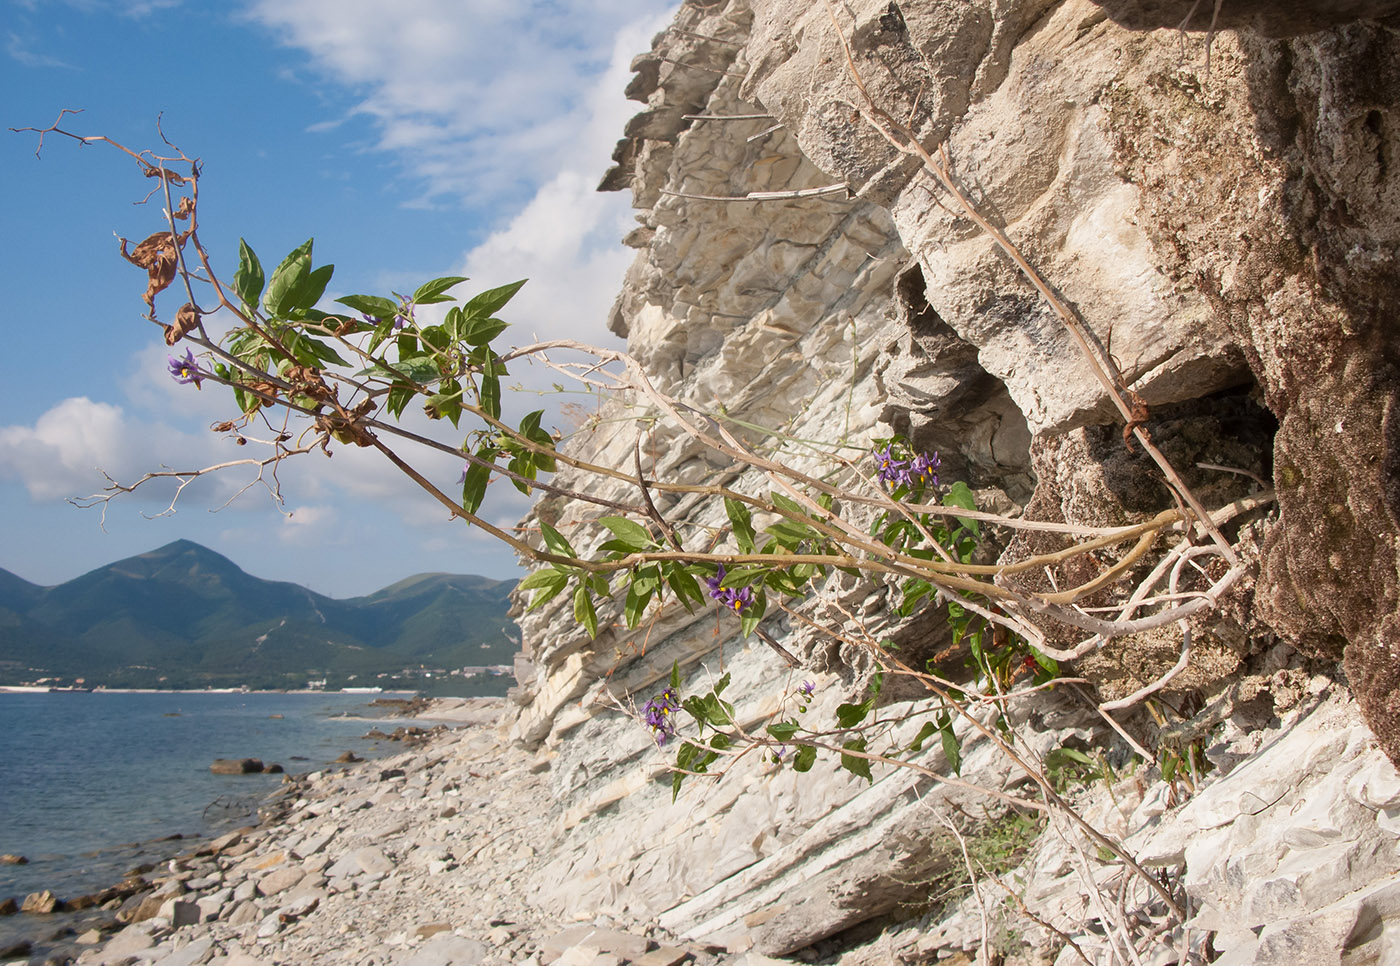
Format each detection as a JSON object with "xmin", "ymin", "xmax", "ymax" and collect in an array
[{"xmin": 0, "ymin": 540, "xmax": 519, "ymax": 690}]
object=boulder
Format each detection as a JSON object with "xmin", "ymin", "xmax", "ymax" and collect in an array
[
  {"xmin": 0, "ymin": 854, "xmax": 27, "ymax": 865},
  {"xmin": 210, "ymin": 758, "xmax": 264, "ymax": 775},
  {"xmin": 20, "ymin": 889, "xmax": 61, "ymax": 914},
  {"xmin": 334, "ymin": 751, "xmax": 361, "ymax": 763}
]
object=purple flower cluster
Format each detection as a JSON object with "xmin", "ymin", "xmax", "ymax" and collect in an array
[
  {"xmin": 361, "ymin": 299, "xmax": 415, "ymax": 331},
  {"xmin": 705, "ymin": 565, "xmax": 753, "ymax": 614},
  {"xmin": 873, "ymin": 445, "xmax": 940, "ymax": 490},
  {"xmin": 643, "ymin": 687, "xmax": 681, "ymax": 746},
  {"xmin": 799, "ymin": 680, "xmax": 816, "ymax": 699},
  {"xmin": 167, "ymin": 348, "xmax": 202, "ymax": 387}
]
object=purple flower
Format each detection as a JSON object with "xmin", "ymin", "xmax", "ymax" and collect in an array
[
  {"xmin": 874, "ymin": 445, "xmax": 909, "ymax": 487},
  {"xmin": 873, "ymin": 444, "xmax": 940, "ymax": 491},
  {"xmin": 457, "ymin": 462, "xmax": 470, "ymax": 485},
  {"xmin": 393, "ymin": 300, "xmax": 415, "ymax": 330},
  {"xmin": 167, "ymin": 349, "xmax": 202, "ymax": 387},
  {"xmin": 909, "ymin": 451, "xmax": 940, "ymax": 488},
  {"xmin": 798, "ymin": 681, "xmax": 816, "ymax": 699},
  {"xmin": 705, "ymin": 565, "xmax": 753, "ymax": 614},
  {"xmin": 643, "ymin": 686, "xmax": 681, "ymax": 746}
]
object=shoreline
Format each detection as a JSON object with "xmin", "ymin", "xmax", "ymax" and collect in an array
[
  {"xmin": 0, "ymin": 688, "xmax": 422, "ymax": 696},
  {"xmin": 16, "ymin": 696, "xmax": 709, "ymax": 966},
  {"xmin": 0, "ymin": 697, "xmax": 494, "ymax": 964}
]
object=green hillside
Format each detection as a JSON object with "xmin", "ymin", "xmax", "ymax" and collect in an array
[{"xmin": 0, "ymin": 541, "xmax": 520, "ymax": 691}]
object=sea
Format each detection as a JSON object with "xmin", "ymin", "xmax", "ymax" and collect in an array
[{"xmin": 0, "ymin": 690, "xmax": 417, "ymax": 956}]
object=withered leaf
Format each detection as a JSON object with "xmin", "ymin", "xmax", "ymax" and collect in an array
[
  {"xmin": 143, "ymin": 164, "xmax": 188, "ymax": 185},
  {"xmin": 119, "ymin": 230, "xmax": 191, "ymax": 316},
  {"xmin": 285, "ymin": 365, "xmax": 336, "ymax": 402},
  {"xmin": 315, "ymin": 412, "xmax": 375, "ymax": 448},
  {"xmin": 172, "ymin": 196, "xmax": 196, "ymax": 220},
  {"xmin": 163, "ymin": 303, "xmax": 201, "ymax": 345},
  {"xmin": 211, "ymin": 421, "xmax": 237, "ymax": 434}
]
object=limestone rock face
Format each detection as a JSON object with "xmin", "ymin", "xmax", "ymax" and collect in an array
[{"xmin": 503, "ymin": 0, "xmax": 1400, "ymax": 956}]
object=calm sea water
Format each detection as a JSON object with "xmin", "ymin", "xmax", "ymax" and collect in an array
[{"xmin": 0, "ymin": 691, "xmax": 406, "ymax": 908}]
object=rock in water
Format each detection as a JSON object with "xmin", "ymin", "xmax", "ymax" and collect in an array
[
  {"xmin": 0, "ymin": 854, "xmax": 27, "ymax": 865},
  {"xmin": 20, "ymin": 890, "xmax": 60, "ymax": 914},
  {"xmin": 210, "ymin": 758, "xmax": 264, "ymax": 774}
]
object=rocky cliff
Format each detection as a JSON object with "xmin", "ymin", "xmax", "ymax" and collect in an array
[{"xmin": 499, "ymin": 2, "xmax": 1400, "ymax": 963}]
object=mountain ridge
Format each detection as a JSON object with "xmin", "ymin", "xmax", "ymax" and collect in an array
[{"xmin": 0, "ymin": 540, "xmax": 518, "ymax": 689}]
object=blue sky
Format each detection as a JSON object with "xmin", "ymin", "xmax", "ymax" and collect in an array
[{"xmin": 1, "ymin": 0, "xmax": 676, "ymax": 595}]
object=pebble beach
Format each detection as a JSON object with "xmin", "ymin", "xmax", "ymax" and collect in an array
[{"xmin": 7, "ymin": 698, "xmax": 711, "ymax": 966}]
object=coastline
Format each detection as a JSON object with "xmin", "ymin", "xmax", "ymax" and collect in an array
[
  {"xmin": 0, "ymin": 693, "xmax": 473, "ymax": 963},
  {"xmin": 24, "ymin": 696, "xmax": 707, "ymax": 966},
  {"xmin": 0, "ymin": 689, "xmax": 421, "ymax": 696}
]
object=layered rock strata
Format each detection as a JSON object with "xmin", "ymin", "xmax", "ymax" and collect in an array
[{"xmin": 502, "ymin": 0, "xmax": 1400, "ymax": 959}]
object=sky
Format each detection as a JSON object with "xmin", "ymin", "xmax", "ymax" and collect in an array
[{"xmin": 0, "ymin": 0, "xmax": 677, "ymax": 596}]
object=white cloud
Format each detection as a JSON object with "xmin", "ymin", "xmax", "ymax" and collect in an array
[
  {"xmin": 455, "ymin": 10, "xmax": 671, "ymax": 356},
  {"xmin": 243, "ymin": 0, "xmax": 676, "ymax": 209},
  {"xmin": 5, "ymin": 30, "xmax": 76, "ymax": 68},
  {"xmin": 0, "ymin": 396, "xmax": 230, "ymax": 503}
]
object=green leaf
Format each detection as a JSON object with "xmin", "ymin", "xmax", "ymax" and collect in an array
[
  {"xmin": 673, "ymin": 741, "xmax": 699, "ymax": 802},
  {"xmin": 764, "ymin": 519, "xmax": 818, "ymax": 548},
  {"xmin": 233, "ymin": 239, "xmax": 264, "ymax": 313},
  {"xmin": 766, "ymin": 721, "xmax": 800, "ymax": 741},
  {"xmin": 462, "ymin": 279, "xmax": 527, "ymax": 319},
  {"xmin": 334, "ymin": 294, "xmax": 398, "ymax": 321},
  {"xmin": 412, "ymin": 276, "xmax": 469, "ymax": 305},
  {"xmin": 841, "ymin": 738, "xmax": 874, "ymax": 783},
  {"xmin": 724, "ymin": 498, "xmax": 756, "ymax": 554},
  {"xmin": 574, "ymin": 585, "xmax": 598, "ymax": 639},
  {"xmin": 907, "ymin": 721, "xmax": 938, "ymax": 753},
  {"xmin": 366, "ymin": 315, "xmax": 397, "ymax": 354},
  {"xmin": 459, "ymin": 451, "xmax": 493, "ymax": 516},
  {"xmin": 669, "ymin": 660, "xmax": 681, "ymax": 691},
  {"xmin": 598, "ymin": 516, "xmax": 653, "ymax": 552},
  {"xmin": 714, "ymin": 672, "xmax": 731, "ymax": 696},
  {"xmin": 939, "ymin": 713, "xmax": 963, "ymax": 775},
  {"xmin": 899, "ymin": 578, "xmax": 934, "ymax": 618},
  {"xmin": 665, "ymin": 566, "xmax": 704, "ymax": 610},
  {"xmin": 944, "ymin": 480, "xmax": 980, "ymax": 536},
  {"xmin": 519, "ymin": 567, "xmax": 569, "ymax": 611},
  {"xmin": 792, "ymin": 745, "xmax": 817, "ymax": 772},
  {"xmin": 480, "ymin": 353, "xmax": 502, "ymax": 420},
  {"xmin": 837, "ymin": 697, "xmax": 875, "ymax": 729},
  {"xmin": 623, "ymin": 580, "xmax": 653, "ymax": 628},
  {"xmin": 709, "ymin": 733, "xmax": 731, "ymax": 751},
  {"xmin": 308, "ymin": 337, "xmax": 351, "ymax": 369},
  {"xmin": 539, "ymin": 521, "xmax": 577, "ymax": 557},
  {"xmin": 263, "ymin": 238, "xmax": 313, "ymax": 318},
  {"xmin": 770, "ymin": 491, "xmax": 809, "ymax": 519},
  {"xmin": 739, "ymin": 588, "xmax": 766, "ymax": 639},
  {"xmin": 386, "ymin": 385, "xmax": 416, "ymax": 420},
  {"xmin": 462, "ymin": 316, "xmax": 510, "ymax": 347},
  {"xmin": 291, "ymin": 263, "xmax": 334, "ymax": 313}
]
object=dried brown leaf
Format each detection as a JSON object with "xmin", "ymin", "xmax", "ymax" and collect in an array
[
  {"xmin": 211, "ymin": 421, "xmax": 237, "ymax": 434},
  {"xmin": 143, "ymin": 164, "xmax": 188, "ymax": 185},
  {"xmin": 119, "ymin": 230, "xmax": 190, "ymax": 316},
  {"xmin": 172, "ymin": 196, "xmax": 195, "ymax": 220},
  {"xmin": 163, "ymin": 303, "xmax": 201, "ymax": 345}
]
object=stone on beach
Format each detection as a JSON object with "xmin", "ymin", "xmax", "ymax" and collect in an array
[{"xmin": 20, "ymin": 889, "xmax": 61, "ymax": 914}]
